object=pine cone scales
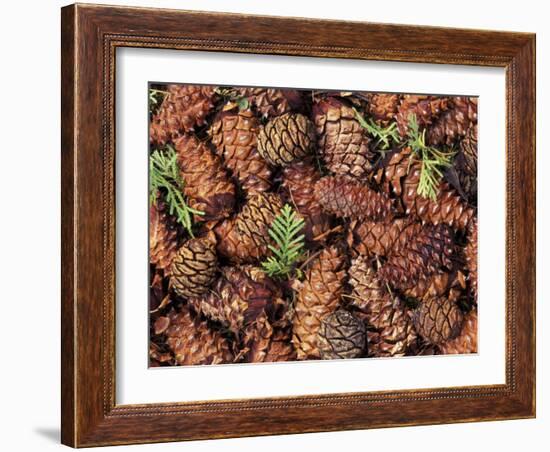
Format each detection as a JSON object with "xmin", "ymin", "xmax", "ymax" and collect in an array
[
  {"xmin": 457, "ymin": 125, "xmax": 478, "ymax": 200},
  {"xmin": 401, "ymin": 268, "xmax": 466, "ymax": 302},
  {"xmin": 438, "ymin": 310, "xmax": 477, "ymax": 354},
  {"xmin": 209, "ymin": 108, "xmax": 272, "ymax": 193},
  {"xmin": 348, "ymin": 257, "xmax": 417, "ymax": 357},
  {"xmin": 239, "ymin": 313, "xmax": 296, "ymax": 362},
  {"xmin": 150, "ymin": 85, "xmax": 216, "ymax": 146},
  {"xmin": 214, "ymin": 193, "xmax": 283, "ymax": 263},
  {"xmin": 317, "ymin": 310, "xmax": 366, "ymax": 359},
  {"xmin": 315, "ymin": 176, "xmax": 394, "ymax": 220},
  {"xmin": 378, "ymin": 224, "xmax": 454, "ymax": 289},
  {"xmin": 282, "ymin": 160, "xmax": 333, "ymax": 242},
  {"xmin": 396, "ymin": 95, "xmax": 449, "ymax": 137},
  {"xmin": 365, "ymin": 93, "xmax": 401, "ymax": 126},
  {"xmin": 257, "ymin": 113, "xmax": 315, "ymax": 165},
  {"xmin": 149, "ymin": 199, "xmax": 181, "ymax": 276},
  {"xmin": 170, "ymin": 235, "xmax": 217, "ymax": 298},
  {"xmin": 188, "ymin": 266, "xmax": 283, "ymax": 335},
  {"xmin": 154, "ymin": 307, "xmax": 234, "ymax": 365},
  {"xmin": 174, "ymin": 135, "xmax": 236, "ymax": 221},
  {"xmin": 428, "ymin": 97, "xmax": 478, "ymax": 146},
  {"xmin": 292, "ymin": 246, "xmax": 346, "ymax": 359},
  {"xmin": 413, "ymin": 297, "xmax": 464, "ymax": 345},
  {"xmin": 376, "ymin": 147, "xmax": 474, "ymax": 230},
  {"xmin": 312, "ymin": 97, "xmax": 374, "ymax": 178},
  {"xmin": 237, "ymin": 87, "xmax": 303, "ymax": 118},
  {"xmin": 465, "ymin": 219, "xmax": 478, "ymax": 299},
  {"xmin": 347, "ymin": 218, "xmax": 415, "ymax": 257}
]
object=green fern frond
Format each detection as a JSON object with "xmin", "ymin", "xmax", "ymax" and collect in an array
[
  {"xmin": 353, "ymin": 107, "xmax": 400, "ymax": 151},
  {"xmin": 261, "ymin": 204, "xmax": 305, "ymax": 279},
  {"xmin": 406, "ymin": 113, "xmax": 455, "ymax": 201},
  {"xmin": 149, "ymin": 146, "xmax": 204, "ymax": 237}
]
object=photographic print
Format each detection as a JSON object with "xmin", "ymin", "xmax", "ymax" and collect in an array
[{"xmin": 148, "ymin": 84, "xmax": 478, "ymax": 367}]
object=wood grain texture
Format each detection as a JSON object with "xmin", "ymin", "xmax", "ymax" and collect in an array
[{"xmin": 60, "ymin": 3, "xmax": 536, "ymax": 447}]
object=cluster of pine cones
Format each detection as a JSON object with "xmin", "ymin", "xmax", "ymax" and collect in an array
[{"xmin": 149, "ymin": 84, "xmax": 478, "ymax": 367}]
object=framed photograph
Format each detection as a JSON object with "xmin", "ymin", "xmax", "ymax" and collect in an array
[{"xmin": 61, "ymin": 3, "xmax": 536, "ymax": 447}]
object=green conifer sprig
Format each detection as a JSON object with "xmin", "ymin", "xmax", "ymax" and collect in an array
[
  {"xmin": 353, "ymin": 107, "xmax": 400, "ymax": 151},
  {"xmin": 148, "ymin": 88, "xmax": 169, "ymax": 115},
  {"xmin": 149, "ymin": 147, "xmax": 204, "ymax": 237},
  {"xmin": 406, "ymin": 113, "xmax": 455, "ymax": 201},
  {"xmin": 261, "ymin": 204, "xmax": 305, "ymax": 279}
]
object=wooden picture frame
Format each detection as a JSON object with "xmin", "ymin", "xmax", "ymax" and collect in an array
[{"xmin": 61, "ymin": 3, "xmax": 536, "ymax": 447}]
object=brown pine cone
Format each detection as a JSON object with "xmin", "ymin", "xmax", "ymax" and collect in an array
[
  {"xmin": 236, "ymin": 87, "xmax": 303, "ymax": 118},
  {"xmin": 282, "ymin": 159, "xmax": 333, "ymax": 242},
  {"xmin": 174, "ymin": 134, "xmax": 236, "ymax": 222},
  {"xmin": 375, "ymin": 147, "xmax": 474, "ymax": 230},
  {"xmin": 149, "ymin": 341, "xmax": 174, "ymax": 367},
  {"xmin": 413, "ymin": 297, "xmax": 464, "ymax": 345},
  {"xmin": 213, "ymin": 218, "xmax": 258, "ymax": 263},
  {"xmin": 347, "ymin": 218, "xmax": 416, "ymax": 257},
  {"xmin": 456, "ymin": 124, "xmax": 478, "ymax": 201},
  {"xmin": 153, "ymin": 307, "xmax": 234, "ymax": 365},
  {"xmin": 396, "ymin": 95, "xmax": 450, "ymax": 137},
  {"xmin": 292, "ymin": 246, "xmax": 346, "ymax": 359},
  {"xmin": 317, "ymin": 310, "xmax": 366, "ymax": 359},
  {"xmin": 465, "ymin": 219, "xmax": 478, "ymax": 300},
  {"xmin": 170, "ymin": 234, "xmax": 217, "ymax": 298},
  {"xmin": 150, "ymin": 85, "xmax": 217, "ymax": 146},
  {"xmin": 209, "ymin": 107, "xmax": 272, "ymax": 194},
  {"xmin": 312, "ymin": 97, "xmax": 374, "ymax": 178},
  {"xmin": 149, "ymin": 198, "xmax": 182, "ymax": 276},
  {"xmin": 401, "ymin": 268, "xmax": 466, "ymax": 303},
  {"xmin": 348, "ymin": 256, "xmax": 417, "ymax": 357},
  {"xmin": 365, "ymin": 93, "xmax": 401, "ymax": 126},
  {"xmin": 315, "ymin": 176, "xmax": 394, "ymax": 221},
  {"xmin": 238, "ymin": 312, "xmax": 296, "ymax": 363},
  {"xmin": 438, "ymin": 310, "xmax": 477, "ymax": 354},
  {"xmin": 257, "ymin": 112, "xmax": 315, "ymax": 166},
  {"xmin": 378, "ymin": 223, "xmax": 455, "ymax": 289},
  {"xmin": 428, "ymin": 97, "xmax": 478, "ymax": 146},
  {"xmin": 188, "ymin": 266, "xmax": 285, "ymax": 335}
]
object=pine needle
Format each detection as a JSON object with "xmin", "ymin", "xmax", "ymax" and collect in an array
[
  {"xmin": 353, "ymin": 107, "xmax": 400, "ymax": 151},
  {"xmin": 261, "ymin": 204, "xmax": 305, "ymax": 279},
  {"xmin": 149, "ymin": 146, "xmax": 204, "ymax": 237},
  {"xmin": 148, "ymin": 88, "xmax": 169, "ymax": 115},
  {"xmin": 406, "ymin": 113, "xmax": 455, "ymax": 201}
]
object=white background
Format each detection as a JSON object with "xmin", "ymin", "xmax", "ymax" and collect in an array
[
  {"xmin": 0, "ymin": 0, "xmax": 546, "ymax": 451},
  {"xmin": 117, "ymin": 49, "xmax": 505, "ymax": 404}
]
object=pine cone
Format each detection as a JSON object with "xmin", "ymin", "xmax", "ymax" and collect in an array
[
  {"xmin": 413, "ymin": 297, "xmax": 464, "ymax": 345},
  {"xmin": 456, "ymin": 124, "xmax": 478, "ymax": 201},
  {"xmin": 188, "ymin": 266, "xmax": 284, "ymax": 335},
  {"xmin": 465, "ymin": 219, "xmax": 478, "ymax": 299},
  {"xmin": 396, "ymin": 95, "xmax": 450, "ymax": 137},
  {"xmin": 238, "ymin": 312, "xmax": 296, "ymax": 363},
  {"xmin": 154, "ymin": 307, "xmax": 234, "ymax": 365},
  {"xmin": 378, "ymin": 224, "xmax": 455, "ymax": 289},
  {"xmin": 170, "ymin": 234, "xmax": 217, "ymax": 298},
  {"xmin": 257, "ymin": 113, "xmax": 315, "ymax": 165},
  {"xmin": 317, "ymin": 310, "xmax": 366, "ymax": 359},
  {"xmin": 347, "ymin": 218, "xmax": 415, "ymax": 257},
  {"xmin": 438, "ymin": 310, "xmax": 477, "ymax": 354},
  {"xmin": 292, "ymin": 246, "xmax": 346, "ymax": 359},
  {"xmin": 401, "ymin": 268, "xmax": 466, "ymax": 302},
  {"xmin": 174, "ymin": 134, "xmax": 236, "ymax": 222},
  {"xmin": 312, "ymin": 97, "xmax": 374, "ymax": 178},
  {"xmin": 428, "ymin": 97, "xmax": 478, "ymax": 146},
  {"xmin": 209, "ymin": 107, "xmax": 272, "ymax": 194},
  {"xmin": 237, "ymin": 87, "xmax": 303, "ymax": 118},
  {"xmin": 149, "ymin": 198, "xmax": 182, "ymax": 276},
  {"xmin": 282, "ymin": 159, "xmax": 333, "ymax": 242},
  {"xmin": 315, "ymin": 176, "xmax": 394, "ymax": 220},
  {"xmin": 348, "ymin": 256, "xmax": 417, "ymax": 357},
  {"xmin": 365, "ymin": 93, "xmax": 401, "ymax": 126},
  {"xmin": 150, "ymin": 85, "xmax": 217, "ymax": 146},
  {"xmin": 375, "ymin": 147, "xmax": 474, "ymax": 230},
  {"xmin": 214, "ymin": 218, "xmax": 258, "ymax": 263},
  {"xmin": 149, "ymin": 341, "xmax": 174, "ymax": 367}
]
